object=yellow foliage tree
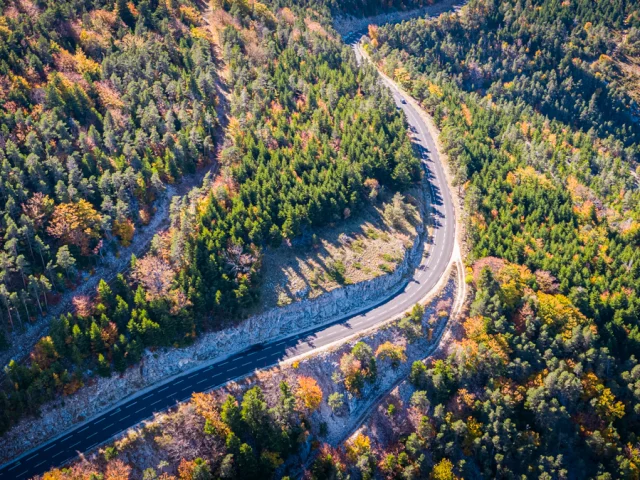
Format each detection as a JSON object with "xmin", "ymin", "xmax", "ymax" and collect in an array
[
  {"xmin": 340, "ymin": 352, "xmax": 363, "ymax": 394},
  {"xmin": 375, "ymin": 341, "xmax": 407, "ymax": 368},
  {"xmin": 192, "ymin": 392, "xmax": 230, "ymax": 438},
  {"xmin": 296, "ymin": 375, "xmax": 323, "ymax": 412},
  {"xmin": 74, "ymin": 49, "xmax": 101, "ymax": 76},
  {"xmin": 581, "ymin": 372, "xmax": 625, "ymax": 422},
  {"xmin": 346, "ymin": 433, "xmax": 371, "ymax": 462},
  {"xmin": 30, "ymin": 336, "xmax": 59, "ymax": 369},
  {"xmin": 430, "ymin": 458, "xmax": 458, "ymax": 480},
  {"xmin": 497, "ymin": 262, "xmax": 533, "ymax": 309},
  {"xmin": 112, "ymin": 218, "xmax": 135, "ymax": 246},
  {"xmin": 394, "ymin": 66, "xmax": 412, "ymax": 89},
  {"xmin": 368, "ymin": 24, "xmax": 379, "ymax": 48},
  {"xmin": 536, "ymin": 292, "xmax": 588, "ymax": 336},
  {"xmin": 47, "ymin": 199, "xmax": 102, "ymax": 255}
]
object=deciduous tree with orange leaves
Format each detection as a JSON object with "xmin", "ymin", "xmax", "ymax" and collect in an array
[
  {"xmin": 296, "ymin": 375, "xmax": 323, "ymax": 412},
  {"xmin": 47, "ymin": 199, "xmax": 102, "ymax": 255}
]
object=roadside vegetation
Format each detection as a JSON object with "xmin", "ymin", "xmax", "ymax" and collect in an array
[{"xmin": 33, "ymin": 275, "xmax": 456, "ymax": 480}]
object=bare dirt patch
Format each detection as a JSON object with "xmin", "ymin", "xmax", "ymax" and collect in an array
[{"xmin": 258, "ymin": 185, "xmax": 424, "ymax": 311}]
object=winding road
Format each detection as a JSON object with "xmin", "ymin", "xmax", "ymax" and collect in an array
[{"xmin": 0, "ymin": 34, "xmax": 458, "ymax": 480}]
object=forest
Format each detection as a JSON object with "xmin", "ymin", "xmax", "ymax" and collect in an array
[
  {"xmin": 7, "ymin": 0, "xmax": 640, "ymax": 477},
  {"xmin": 0, "ymin": 0, "xmax": 420, "ymax": 437},
  {"xmin": 0, "ymin": 0, "xmax": 219, "ymax": 345},
  {"xmin": 351, "ymin": 0, "xmax": 640, "ymax": 476},
  {"xmin": 314, "ymin": 261, "xmax": 640, "ymax": 478}
]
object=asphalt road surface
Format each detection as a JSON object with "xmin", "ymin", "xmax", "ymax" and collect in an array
[{"xmin": 0, "ymin": 33, "xmax": 456, "ymax": 480}]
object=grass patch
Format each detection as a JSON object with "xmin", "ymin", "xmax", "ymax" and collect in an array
[
  {"xmin": 379, "ymin": 263, "xmax": 394, "ymax": 274},
  {"xmin": 277, "ymin": 290, "xmax": 293, "ymax": 307},
  {"xmin": 381, "ymin": 253, "xmax": 400, "ymax": 263},
  {"xmin": 351, "ymin": 239, "xmax": 365, "ymax": 254},
  {"xmin": 327, "ymin": 260, "xmax": 349, "ymax": 284},
  {"xmin": 365, "ymin": 228, "xmax": 379, "ymax": 240}
]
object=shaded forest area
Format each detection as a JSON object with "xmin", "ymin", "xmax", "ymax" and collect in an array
[
  {"xmin": 266, "ymin": 0, "xmax": 439, "ymax": 17},
  {"xmin": 0, "ymin": 0, "xmax": 420, "ymax": 438}
]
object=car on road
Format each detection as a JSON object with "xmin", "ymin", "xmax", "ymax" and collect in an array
[
  {"xmin": 247, "ymin": 342, "xmax": 265, "ymax": 352},
  {"xmin": 401, "ymin": 99, "xmax": 407, "ymax": 104}
]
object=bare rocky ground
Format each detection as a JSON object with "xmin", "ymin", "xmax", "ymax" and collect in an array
[
  {"xmin": 32, "ymin": 270, "xmax": 460, "ymax": 479},
  {"xmin": 345, "ymin": 288, "xmax": 470, "ymax": 463},
  {"xmin": 258, "ymin": 185, "xmax": 423, "ymax": 311}
]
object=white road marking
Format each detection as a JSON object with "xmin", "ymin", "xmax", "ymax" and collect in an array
[
  {"xmin": 77, "ymin": 426, "xmax": 90, "ymax": 433},
  {"xmin": 151, "ymin": 400, "xmax": 163, "ymax": 407},
  {"xmin": 69, "ymin": 442, "xmax": 81, "ymax": 450},
  {"xmin": 157, "ymin": 386, "xmax": 169, "ymax": 393},
  {"xmin": 94, "ymin": 418, "xmax": 105, "ymax": 425},
  {"xmin": 43, "ymin": 444, "xmax": 57, "ymax": 452},
  {"xmin": 135, "ymin": 407, "xmax": 146, "ymax": 414},
  {"xmin": 126, "ymin": 401, "xmax": 137, "ymax": 407},
  {"xmin": 109, "ymin": 408, "xmax": 121, "ymax": 416},
  {"xmin": 187, "ymin": 373, "xmax": 199, "ymax": 379},
  {"xmin": 7, "ymin": 462, "xmax": 20, "ymax": 470},
  {"xmin": 25, "ymin": 454, "xmax": 38, "ymax": 462},
  {"xmin": 174, "ymin": 379, "xmax": 184, "ymax": 385},
  {"xmin": 102, "ymin": 423, "xmax": 114, "ymax": 431}
]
